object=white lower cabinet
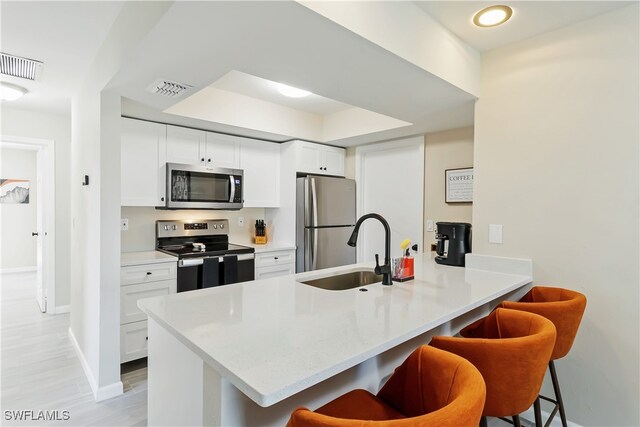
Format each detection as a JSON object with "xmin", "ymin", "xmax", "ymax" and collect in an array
[
  {"xmin": 120, "ymin": 259, "xmax": 177, "ymax": 363},
  {"xmin": 254, "ymin": 249, "xmax": 296, "ymax": 279}
]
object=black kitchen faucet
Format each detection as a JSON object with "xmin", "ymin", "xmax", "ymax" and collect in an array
[{"xmin": 347, "ymin": 213, "xmax": 392, "ymax": 286}]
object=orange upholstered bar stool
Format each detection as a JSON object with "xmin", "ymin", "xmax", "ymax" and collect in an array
[
  {"xmin": 430, "ymin": 308, "xmax": 556, "ymax": 427},
  {"xmin": 499, "ymin": 286, "xmax": 587, "ymax": 427},
  {"xmin": 286, "ymin": 345, "xmax": 486, "ymax": 427}
]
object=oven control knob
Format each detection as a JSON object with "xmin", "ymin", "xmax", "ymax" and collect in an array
[
  {"xmin": 172, "ymin": 225, "xmax": 177, "ymax": 230},
  {"xmin": 213, "ymin": 224, "xmax": 218, "ymax": 229},
  {"xmin": 220, "ymin": 224, "xmax": 224, "ymax": 229},
  {"xmin": 164, "ymin": 225, "xmax": 169, "ymax": 231}
]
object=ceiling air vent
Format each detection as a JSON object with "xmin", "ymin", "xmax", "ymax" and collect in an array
[
  {"xmin": 146, "ymin": 79, "xmax": 192, "ymax": 98},
  {"xmin": 0, "ymin": 52, "xmax": 43, "ymax": 81}
]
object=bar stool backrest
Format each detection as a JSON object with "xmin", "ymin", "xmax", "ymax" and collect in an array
[{"xmin": 500, "ymin": 286, "xmax": 587, "ymax": 360}]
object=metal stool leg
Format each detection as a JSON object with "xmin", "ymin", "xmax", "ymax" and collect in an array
[
  {"xmin": 512, "ymin": 415, "xmax": 522, "ymax": 427},
  {"xmin": 534, "ymin": 397, "xmax": 543, "ymax": 427},
  {"xmin": 549, "ymin": 361, "xmax": 568, "ymax": 427}
]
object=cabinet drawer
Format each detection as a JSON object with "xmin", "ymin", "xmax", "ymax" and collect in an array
[
  {"xmin": 255, "ymin": 250, "xmax": 295, "ymax": 268},
  {"xmin": 121, "ymin": 262, "xmax": 177, "ymax": 285},
  {"xmin": 121, "ymin": 279, "xmax": 176, "ymax": 324},
  {"xmin": 255, "ymin": 264, "xmax": 295, "ymax": 280},
  {"xmin": 121, "ymin": 320, "xmax": 148, "ymax": 363}
]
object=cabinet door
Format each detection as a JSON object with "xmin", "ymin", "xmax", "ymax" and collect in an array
[
  {"xmin": 121, "ymin": 118, "xmax": 166, "ymax": 206},
  {"xmin": 166, "ymin": 125, "xmax": 205, "ymax": 166},
  {"xmin": 121, "ymin": 320, "xmax": 148, "ymax": 363},
  {"xmin": 239, "ymin": 138, "xmax": 280, "ymax": 207},
  {"xmin": 205, "ymin": 132, "xmax": 240, "ymax": 169},
  {"xmin": 323, "ymin": 146, "xmax": 345, "ymax": 177},
  {"xmin": 295, "ymin": 142, "xmax": 322, "ymax": 174}
]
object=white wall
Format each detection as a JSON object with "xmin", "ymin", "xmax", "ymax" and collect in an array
[
  {"xmin": 423, "ymin": 127, "xmax": 473, "ymax": 248},
  {"xmin": 0, "ymin": 148, "xmax": 37, "ymax": 269},
  {"xmin": 0, "ymin": 107, "xmax": 71, "ymax": 308},
  {"xmin": 121, "ymin": 207, "xmax": 266, "ymax": 252},
  {"xmin": 473, "ymin": 5, "xmax": 639, "ymax": 426},
  {"xmin": 70, "ymin": 1, "xmax": 173, "ymax": 401}
]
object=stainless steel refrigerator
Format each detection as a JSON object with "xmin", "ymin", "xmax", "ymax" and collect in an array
[{"xmin": 296, "ymin": 176, "xmax": 356, "ymax": 272}]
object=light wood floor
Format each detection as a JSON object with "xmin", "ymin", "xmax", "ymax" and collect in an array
[{"xmin": 1, "ymin": 272, "xmax": 147, "ymax": 426}]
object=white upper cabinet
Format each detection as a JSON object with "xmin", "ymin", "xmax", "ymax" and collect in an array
[
  {"xmin": 239, "ymin": 138, "xmax": 280, "ymax": 208},
  {"xmin": 166, "ymin": 125, "xmax": 205, "ymax": 166},
  {"xmin": 121, "ymin": 118, "xmax": 167, "ymax": 207},
  {"xmin": 166, "ymin": 126, "xmax": 240, "ymax": 169},
  {"xmin": 293, "ymin": 141, "xmax": 345, "ymax": 176},
  {"xmin": 204, "ymin": 132, "xmax": 240, "ymax": 169}
]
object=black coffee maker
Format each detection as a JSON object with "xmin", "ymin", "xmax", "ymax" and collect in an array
[{"xmin": 434, "ymin": 222, "xmax": 472, "ymax": 267}]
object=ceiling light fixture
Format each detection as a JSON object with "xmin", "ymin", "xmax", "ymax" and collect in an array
[
  {"xmin": 277, "ymin": 83, "xmax": 311, "ymax": 98},
  {"xmin": 0, "ymin": 82, "xmax": 27, "ymax": 101},
  {"xmin": 473, "ymin": 5, "xmax": 513, "ymax": 27}
]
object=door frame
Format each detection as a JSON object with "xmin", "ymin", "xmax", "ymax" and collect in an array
[
  {"xmin": 1, "ymin": 135, "xmax": 56, "ymax": 313},
  {"xmin": 355, "ymin": 136, "xmax": 425, "ymax": 262}
]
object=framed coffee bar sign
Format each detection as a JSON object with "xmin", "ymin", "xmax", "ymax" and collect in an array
[{"xmin": 445, "ymin": 167, "xmax": 473, "ymax": 203}]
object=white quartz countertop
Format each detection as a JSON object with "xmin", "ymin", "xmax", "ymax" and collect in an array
[
  {"xmin": 138, "ymin": 253, "xmax": 531, "ymax": 407},
  {"xmin": 121, "ymin": 250, "xmax": 177, "ymax": 267}
]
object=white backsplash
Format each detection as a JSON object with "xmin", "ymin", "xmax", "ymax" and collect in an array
[{"xmin": 121, "ymin": 206, "xmax": 266, "ymax": 252}]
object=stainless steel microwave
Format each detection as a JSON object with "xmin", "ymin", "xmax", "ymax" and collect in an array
[{"xmin": 165, "ymin": 163, "xmax": 243, "ymax": 210}]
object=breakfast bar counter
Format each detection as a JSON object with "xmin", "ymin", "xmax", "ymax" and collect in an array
[{"xmin": 139, "ymin": 253, "xmax": 532, "ymax": 426}]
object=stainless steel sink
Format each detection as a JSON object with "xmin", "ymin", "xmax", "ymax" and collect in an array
[{"xmin": 300, "ymin": 270, "xmax": 383, "ymax": 291}]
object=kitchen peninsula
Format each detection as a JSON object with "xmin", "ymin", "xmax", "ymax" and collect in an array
[{"xmin": 138, "ymin": 253, "xmax": 533, "ymax": 426}]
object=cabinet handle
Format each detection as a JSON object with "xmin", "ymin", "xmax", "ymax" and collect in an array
[
  {"xmin": 146, "ymin": 272, "xmax": 152, "ymax": 275},
  {"xmin": 324, "ymin": 167, "xmax": 327, "ymax": 171},
  {"xmin": 145, "ymin": 337, "xmax": 148, "ymax": 341},
  {"xmin": 274, "ymin": 257, "xmax": 279, "ymax": 260},
  {"xmin": 201, "ymin": 158, "xmax": 205, "ymax": 162},
  {"xmin": 208, "ymin": 158, "xmax": 211, "ymax": 163},
  {"xmin": 161, "ymin": 197, "xmax": 165, "ymax": 202},
  {"xmin": 319, "ymin": 167, "xmax": 323, "ymax": 170}
]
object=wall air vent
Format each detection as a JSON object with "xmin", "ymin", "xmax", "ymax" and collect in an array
[
  {"xmin": 0, "ymin": 52, "xmax": 43, "ymax": 81},
  {"xmin": 146, "ymin": 79, "xmax": 192, "ymax": 98}
]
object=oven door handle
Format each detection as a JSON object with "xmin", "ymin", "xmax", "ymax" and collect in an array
[{"xmin": 179, "ymin": 253, "xmax": 254, "ymax": 267}]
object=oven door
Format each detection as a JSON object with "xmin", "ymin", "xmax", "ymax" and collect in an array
[
  {"xmin": 177, "ymin": 254, "xmax": 255, "ymax": 293},
  {"xmin": 166, "ymin": 163, "xmax": 243, "ymax": 210}
]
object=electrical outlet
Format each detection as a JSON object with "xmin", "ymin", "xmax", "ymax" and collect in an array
[
  {"xmin": 121, "ymin": 218, "xmax": 129, "ymax": 231},
  {"xmin": 489, "ymin": 224, "xmax": 503, "ymax": 244},
  {"xmin": 426, "ymin": 219, "xmax": 434, "ymax": 232},
  {"xmin": 238, "ymin": 216, "xmax": 245, "ymax": 227}
]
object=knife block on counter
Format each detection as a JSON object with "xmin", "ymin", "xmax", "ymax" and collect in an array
[{"xmin": 253, "ymin": 220, "xmax": 268, "ymax": 245}]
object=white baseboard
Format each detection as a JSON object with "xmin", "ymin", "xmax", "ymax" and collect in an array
[
  {"xmin": 520, "ymin": 406, "xmax": 582, "ymax": 427},
  {"xmin": 68, "ymin": 328, "xmax": 123, "ymax": 402},
  {"xmin": 54, "ymin": 304, "xmax": 70, "ymax": 314},
  {"xmin": 0, "ymin": 266, "xmax": 37, "ymax": 274}
]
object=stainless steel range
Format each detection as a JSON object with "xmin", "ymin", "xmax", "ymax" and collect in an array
[{"xmin": 156, "ymin": 219, "xmax": 255, "ymax": 293}]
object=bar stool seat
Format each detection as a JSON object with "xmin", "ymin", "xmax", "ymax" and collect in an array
[
  {"xmin": 430, "ymin": 308, "xmax": 557, "ymax": 427},
  {"xmin": 498, "ymin": 286, "xmax": 587, "ymax": 427},
  {"xmin": 286, "ymin": 345, "xmax": 486, "ymax": 427}
]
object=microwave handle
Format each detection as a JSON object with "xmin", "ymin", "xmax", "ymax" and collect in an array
[{"xmin": 229, "ymin": 175, "xmax": 236, "ymax": 203}]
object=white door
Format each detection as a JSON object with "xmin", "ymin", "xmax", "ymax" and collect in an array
[
  {"xmin": 35, "ymin": 148, "xmax": 45, "ymax": 312},
  {"xmin": 356, "ymin": 137, "xmax": 424, "ymax": 265}
]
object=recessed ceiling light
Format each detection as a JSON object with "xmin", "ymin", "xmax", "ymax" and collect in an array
[
  {"xmin": 473, "ymin": 5, "xmax": 513, "ymax": 27},
  {"xmin": 0, "ymin": 82, "xmax": 27, "ymax": 101},
  {"xmin": 277, "ymin": 83, "xmax": 311, "ymax": 98}
]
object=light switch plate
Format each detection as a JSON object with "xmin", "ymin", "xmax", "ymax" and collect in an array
[
  {"xmin": 489, "ymin": 224, "xmax": 502, "ymax": 244},
  {"xmin": 426, "ymin": 220, "xmax": 434, "ymax": 232},
  {"xmin": 121, "ymin": 218, "xmax": 129, "ymax": 231}
]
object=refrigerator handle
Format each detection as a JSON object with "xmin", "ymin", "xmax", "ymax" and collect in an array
[
  {"xmin": 312, "ymin": 228, "xmax": 318, "ymax": 271},
  {"xmin": 310, "ymin": 177, "xmax": 318, "ymax": 227},
  {"xmin": 304, "ymin": 228, "xmax": 313, "ymax": 271}
]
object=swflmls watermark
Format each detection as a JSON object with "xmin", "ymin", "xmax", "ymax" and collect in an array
[{"xmin": 4, "ymin": 410, "xmax": 70, "ymax": 421}]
